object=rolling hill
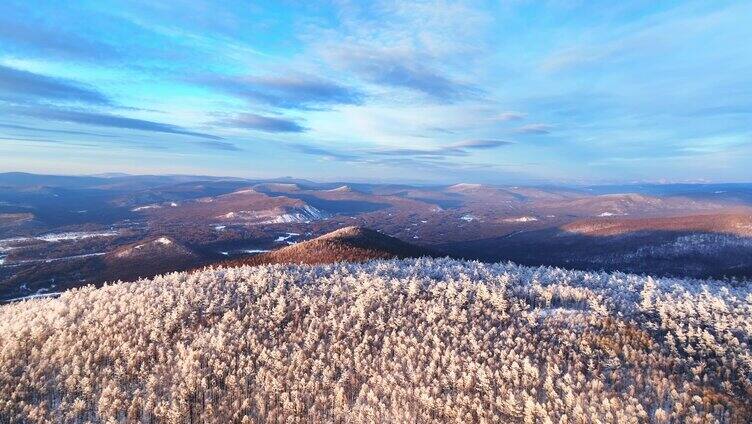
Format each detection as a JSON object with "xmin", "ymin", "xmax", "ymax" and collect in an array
[
  {"xmin": 217, "ymin": 226, "xmax": 434, "ymax": 267},
  {"xmin": 3, "ymin": 172, "xmax": 752, "ymax": 301}
]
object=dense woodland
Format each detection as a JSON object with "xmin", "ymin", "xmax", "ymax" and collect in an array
[{"xmin": 1, "ymin": 258, "xmax": 750, "ymax": 423}]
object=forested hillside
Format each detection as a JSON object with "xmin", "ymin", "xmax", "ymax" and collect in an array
[{"xmin": 1, "ymin": 259, "xmax": 750, "ymax": 423}]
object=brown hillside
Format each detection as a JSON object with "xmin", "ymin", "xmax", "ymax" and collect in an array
[
  {"xmin": 562, "ymin": 213, "xmax": 752, "ymax": 237},
  {"xmin": 219, "ymin": 226, "xmax": 434, "ymax": 267}
]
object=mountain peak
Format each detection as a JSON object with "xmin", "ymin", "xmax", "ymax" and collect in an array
[
  {"xmin": 216, "ymin": 226, "xmax": 433, "ymax": 268},
  {"xmin": 317, "ymin": 225, "xmax": 371, "ymax": 239}
]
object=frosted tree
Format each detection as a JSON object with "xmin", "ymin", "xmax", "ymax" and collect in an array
[{"xmin": 0, "ymin": 258, "xmax": 749, "ymax": 423}]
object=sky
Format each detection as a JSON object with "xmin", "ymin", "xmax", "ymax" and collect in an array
[{"xmin": 0, "ymin": 0, "xmax": 751, "ymax": 184}]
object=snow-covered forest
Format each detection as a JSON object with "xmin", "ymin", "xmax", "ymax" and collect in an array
[{"xmin": 1, "ymin": 258, "xmax": 750, "ymax": 423}]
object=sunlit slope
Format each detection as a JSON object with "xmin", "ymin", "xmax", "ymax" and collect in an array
[
  {"xmin": 1, "ymin": 258, "xmax": 750, "ymax": 422},
  {"xmin": 217, "ymin": 226, "xmax": 434, "ymax": 268}
]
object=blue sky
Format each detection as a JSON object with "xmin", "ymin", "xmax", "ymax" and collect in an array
[{"xmin": 1, "ymin": 0, "xmax": 750, "ymax": 184}]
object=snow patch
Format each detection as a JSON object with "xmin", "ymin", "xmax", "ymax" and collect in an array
[
  {"xmin": 133, "ymin": 237, "xmax": 173, "ymax": 250},
  {"xmin": 7, "ymin": 291, "xmax": 63, "ymax": 302},
  {"xmin": 155, "ymin": 237, "xmax": 172, "ymax": 245},
  {"xmin": 503, "ymin": 216, "xmax": 538, "ymax": 223},
  {"xmin": 275, "ymin": 233, "xmax": 300, "ymax": 243},
  {"xmin": 132, "ymin": 205, "xmax": 161, "ymax": 211},
  {"xmin": 13, "ymin": 252, "xmax": 107, "ymax": 264},
  {"xmin": 38, "ymin": 231, "xmax": 119, "ymax": 242},
  {"xmin": 241, "ymin": 249, "xmax": 271, "ymax": 254}
]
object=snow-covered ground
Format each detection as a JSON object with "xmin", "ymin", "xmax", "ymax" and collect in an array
[
  {"xmin": 5, "ymin": 291, "xmax": 63, "ymax": 302},
  {"xmin": 0, "ymin": 231, "xmax": 118, "ymax": 248},
  {"xmin": 275, "ymin": 232, "xmax": 300, "ymax": 243},
  {"xmin": 32, "ymin": 230, "xmax": 118, "ymax": 243},
  {"xmin": 132, "ymin": 204, "xmax": 161, "ymax": 211},
  {"xmin": 134, "ymin": 237, "xmax": 172, "ymax": 249}
]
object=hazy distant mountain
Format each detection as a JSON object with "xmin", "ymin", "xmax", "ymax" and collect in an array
[{"xmin": 2, "ymin": 172, "xmax": 752, "ymax": 302}]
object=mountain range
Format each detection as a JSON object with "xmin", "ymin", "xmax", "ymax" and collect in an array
[{"xmin": 2, "ymin": 172, "xmax": 752, "ymax": 301}]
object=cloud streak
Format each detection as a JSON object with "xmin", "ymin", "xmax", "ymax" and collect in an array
[
  {"xmin": 195, "ymin": 140, "xmax": 240, "ymax": 151},
  {"xmin": 286, "ymin": 143, "xmax": 360, "ymax": 161},
  {"xmin": 198, "ymin": 73, "xmax": 363, "ymax": 110},
  {"xmin": 493, "ymin": 111, "xmax": 526, "ymax": 122},
  {"xmin": 368, "ymin": 139, "xmax": 513, "ymax": 158},
  {"xmin": 0, "ymin": 65, "xmax": 110, "ymax": 104},
  {"xmin": 328, "ymin": 47, "xmax": 473, "ymax": 101},
  {"xmin": 11, "ymin": 107, "xmax": 222, "ymax": 140},
  {"xmin": 514, "ymin": 124, "xmax": 553, "ymax": 135},
  {"xmin": 0, "ymin": 123, "xmax": 117, "ymax": 138},
  {"xmin": 218, "ymin": 113, "xmax": 305, "ymax": 133},
  {"xmin": 0, "ymin": 17, "xmax": 120, "ymax": 61}
]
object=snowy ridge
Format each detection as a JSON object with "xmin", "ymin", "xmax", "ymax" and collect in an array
[
  {"xmin": 0, "ymin": 231, "xmax": 119, "ymax": 253},
  {"xmin": 263, "ymin": 205, "xmax": 330, "ymax": 224}
]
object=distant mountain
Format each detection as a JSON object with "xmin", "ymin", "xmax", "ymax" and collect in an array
[
  {"xmin": 218, "ymin": 226, "xmax": 434, "ymax": 267},
  {"xmin": 562, "ymin": 212, "xmax": 752, "ymax": 237},
  {"xmin": 3, "ymin": 172, "xmax": 752, "ymax": 300}
]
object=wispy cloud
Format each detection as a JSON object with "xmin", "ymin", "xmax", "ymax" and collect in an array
[
  {"xmin": 197, "ymin": 73, "xmax": 363, "ymax": 110},
  {"xmin": 368, "ymin": 139, "xmax": 513, "ymax": 158},
  {"xmin": 286, "ymin": 143, "xmax": 360, "ymax": 161},
  {"xmin": 1, "ymin": 0, "xmax": 749, "ymax": 182},
  {"xmin": 217, "ymin": 113, "xmax": 305, "ymax": 133},
  {"xmin": 687, "ymin": 105, "xmax": 752, "ymax": 117},
  {"xmin": 514, "ymin": 124, "xmax": 553, "ymax": 134},
  {"xmin": 0, "ymin": 123, "xmax": 117, "ymax": 138},
  {"xmin": 0, "ymin": 18, "xmax": 120, "ymax": 61},
  {"xmin": 452, "ymin": 139, "xmax": 514, "ymax": 149},
  {"xmin": 327, "ymin": 46, "xmax": 473, "ymax": 101},
  {"xmin": 0, "ymin": 65, "xmax": 110, "ymax": 104},
  {"xmin": 195, "ymin": 140, "xmax": 240, "ymax": 151},
  {"xmin": 493, "ymin": 111, "xmax": 526, "ymax": 122},
  {"xmin": 11, "ymin": 106, "xmax": 221, "ymax": 140}
]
